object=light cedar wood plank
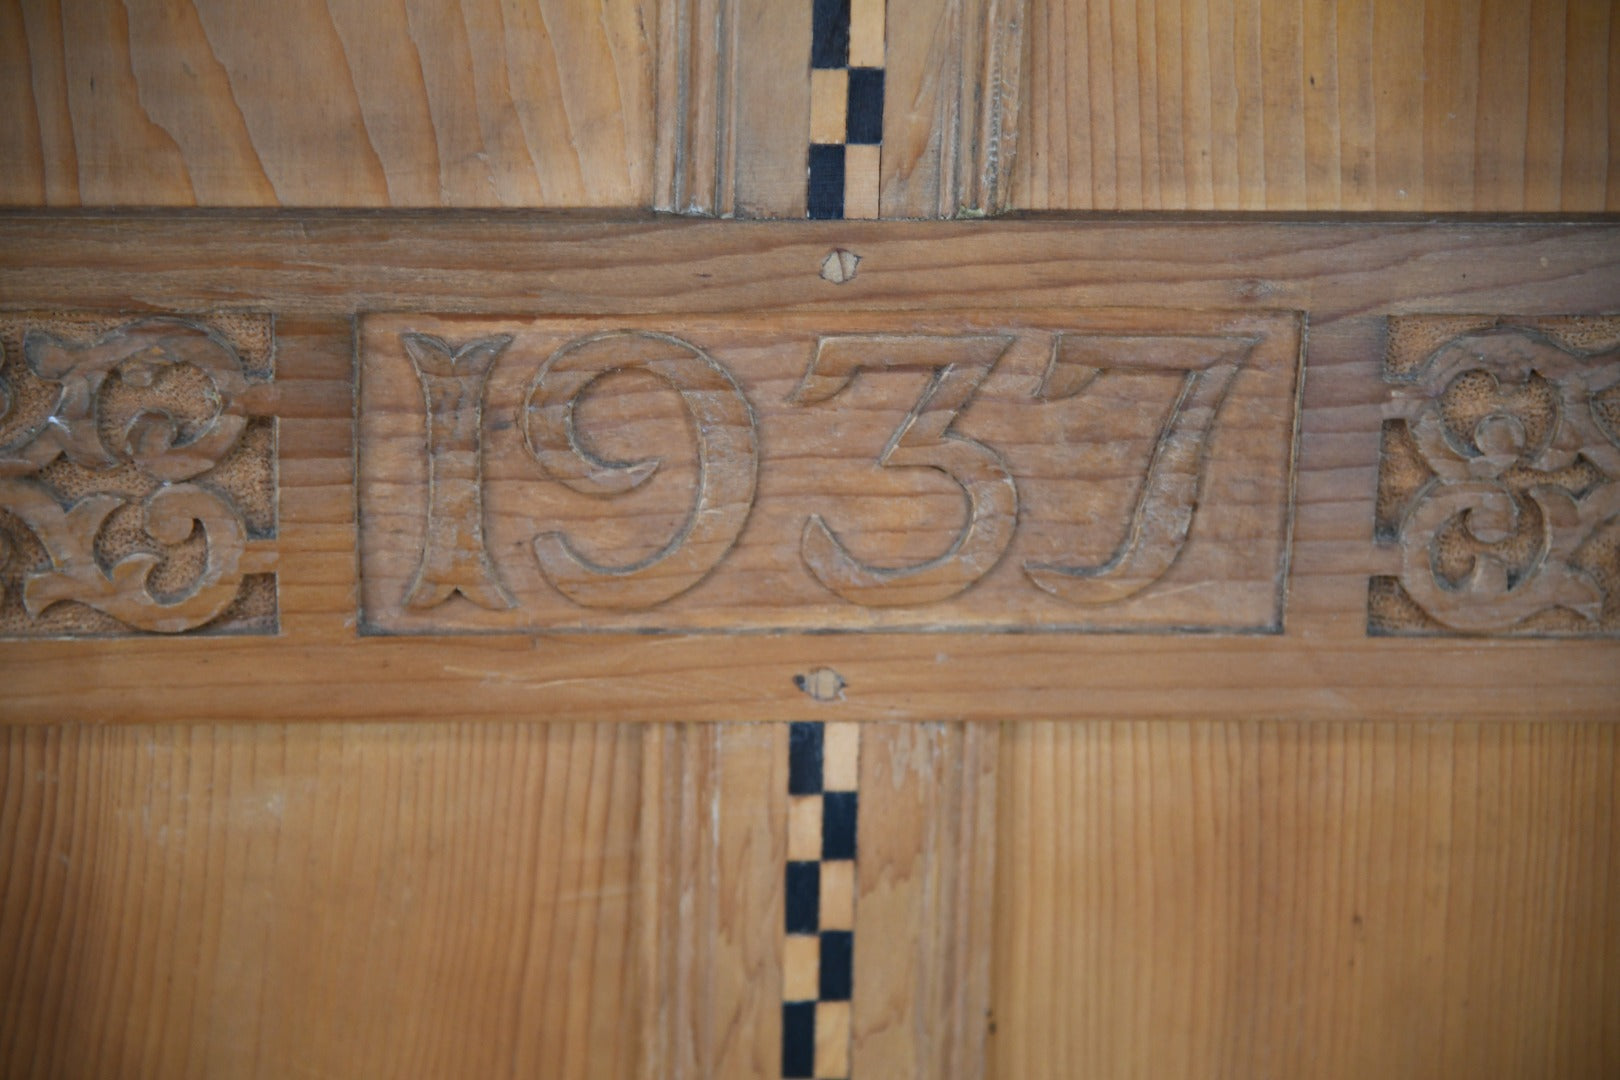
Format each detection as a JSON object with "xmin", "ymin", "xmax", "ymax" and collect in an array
[
  {"xmin": 1475, "ymin": 0, "xmax": 1533, "ymax": 208},
  {"xmin": 637, "ymin": 723, "xmax": 786, "ymax": 1080},
  {"xmin": 0, "ymin": 722, "xmax": 991, "ymax": 1078},
  {"xmin": 0, "ymin": 723, "xmax": 647, "ymax": 1078},
  {"xmin": 1335, "ymin": 0, "xmax": 1378, "ymax": 210},
  {"xmin": 0, "ymin": 216, "xmax": 1617, "ymax": 723},
  {"xmin": 1560, "ymin": 0, "xmax": 1615, "ymax": 211},
  {"xmin": 1300, "ymin": 0, "xmax": 1342, "ymax": 208},
  {"xmin": 729, "ymin": 0, "xmax": 812, "ymax": 218},
  {"xmin": 783, "ymin": 936, "xmax": 820, "ymax": 1001},
  {"xmin": 815, "ymin": 1001, "xmax": 852, "ymax": 1077},
  {"xmin": 811, "ymin": 69, "xmax": 849, "ymax": 145},
  {"xmin": 1012, "ymin": 0, "xmax": 1620, "ymax": 211},
  {"xmin": 1422, "ymin": 0, "xmax": 1482, "ymax": 210},
  {"xmin": 845, "ymin": 143, "xmax": 882, "ymax": 217},
  {"xmin": 850, "ymin": 0, "xmax": 885, "ymax": 69},
  {"xmin": 819, "ymin": 859, "xmax": 856, "ymax": 929},
  {"xmin": 2, "ymin": 0, "xmax": 657, "ymax": 208},
  {"xmin": 823, "ymin": 722, "xmax": 860, "ymax": 789},
  {"xmin": 878, "ymin": 0, "xmax": 1024, "ymax": 216},
  {"xmin": 654, "ymin": 0, "xmax": 812, "ymax": 217},
  {"xmin": 852, "ymin": 723, "xmax": 999, "ymax": 1080},
  {"xmin": 0, "ymin": 2, "xmax": 48, "ymax": 204},
  {"xmin": 6, "ymin": 1, "xmax": 1616, "ymax": 214},
  {"xmin": 1371, "ymin": 0, "xmax": 1428, "ymax": 207},
  {"xmin": 991, "ymin": 720, "xmax": 1620, "ymax": 1080},
  {"xmin": 1260, "ymin": 0, "xmax": 1307, "ymax": 206}
]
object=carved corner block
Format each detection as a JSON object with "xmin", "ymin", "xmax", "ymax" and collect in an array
[
  {"xmin": 1371, "ymin": 316, "xmax": 1620, "ymax": 637},
  {"xmin": 359, "ymin": 311, "xmax": 1302, "ymax": 636},
  {"xmin": 0, "ymin": 314, "xmax": 277, "ymax": 637}
]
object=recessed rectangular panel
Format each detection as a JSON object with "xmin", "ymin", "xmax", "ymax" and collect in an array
[{"xmin": 358, "ymin": 311, "xmax": 1302, "ymax": 635}]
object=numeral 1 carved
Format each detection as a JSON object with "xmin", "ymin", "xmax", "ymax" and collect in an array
[
  {"xmin": 401, "ymin": 333, "xmax": 514, "ymax": 611},
  {"xmin": 521, "ymin": 331, "xmax": 759, "ymax": 609},
  {"xmin": 788, "ymin": 335, "xmax": 1018, "ymax": 607},
  {"xmin": 1024, "ymin": 333, "xmax": 1256, "ymax": 604}
]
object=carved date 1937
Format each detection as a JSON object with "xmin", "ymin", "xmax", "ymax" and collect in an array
[{"xmin": 359, "ymin": 312, "xmax": 1302, "ymax": 635}]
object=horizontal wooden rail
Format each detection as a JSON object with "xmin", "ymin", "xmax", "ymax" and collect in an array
[{"xmin": 0, "ymin": 214, "xmax": 1616, "ymax": 722}]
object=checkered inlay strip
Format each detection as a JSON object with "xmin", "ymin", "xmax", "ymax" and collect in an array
[
  {"xmin": 782, "ymin": 721, "xmax": 860, "ymax": 1078},
  {"xmin": 808, "ymin": 0, "xmax": 884, "ymax": 219}
]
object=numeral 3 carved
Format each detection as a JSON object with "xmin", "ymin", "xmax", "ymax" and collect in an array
[{"xmin": 789, "ymin": 335, "xmax": 1017, "ymax": 606}]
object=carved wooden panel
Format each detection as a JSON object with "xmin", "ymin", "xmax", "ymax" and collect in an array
[
  {"xmin": 358, "ymin": 312, "xmax": 1302, "ymax": 635},
  {"xmin": 0, "ymin": 313, "xmax": 276, "ymax": 636},
  {"xmin": 1, "ymin": 216, "xmax": 1616, "ymax": 723},
  {"xmin": 1372, "ymin": 316, "xmax": 1620, "ymax": 637}
]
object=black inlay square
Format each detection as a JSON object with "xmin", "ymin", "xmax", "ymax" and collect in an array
[
  {"xmin": 846, "ymin": 68, "xmax": 885, "ymax": 144},
  {"xmin": 786, "ymin": 861, "xmax": 821, "ymax": 934},
  {"xmin": 811, "ymin": 0, "xmax": 851, "ymax": 69},
  {"xmin": 783, "ymin": 1001, "xmax": 816, "ymax": 1077},
  {"xmin": 821, "ymin": 791, "xmax": 858, "ymax": 860},
  {"xmin": 807, "ymin": 145, "xmax": 846, "ymax": 220},
  {"xmin": 789, "ymin": 721, "xmax": 824, "ymax": 794},
  {"xmin": 819, "ymin": 930, "xmax": 854, "ymax": 1001}
]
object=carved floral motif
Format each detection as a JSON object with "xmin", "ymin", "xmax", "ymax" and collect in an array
[
  {"xmin": 1372, "ymin": 319, "xmax": 1620, "ymax": 636},
  {"xmin": 0, "ymin": 316, "xmax": 277, "ymax": 636}
]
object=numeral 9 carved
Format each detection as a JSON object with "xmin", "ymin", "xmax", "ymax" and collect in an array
[{"xmin": 521, "ymin": 331, "xmax": 759, "ymax": 609}]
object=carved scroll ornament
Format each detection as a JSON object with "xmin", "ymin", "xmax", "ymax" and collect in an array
[
  {"xmin": 1373, "ymin": 321, "xmax": 1620, "ymax": 636},
  {"xmin": 0, "ymin": 317, "xmax": 277, "ymax": 636}
]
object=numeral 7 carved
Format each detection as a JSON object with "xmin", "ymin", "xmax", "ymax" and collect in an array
[
  {"xmin": 789, "ymin": 335, "xmax": 1018, "ymax": 607},
  {"xmin": 1023, "ymin": 333, "xmax": 1257, "ymax": 604}
]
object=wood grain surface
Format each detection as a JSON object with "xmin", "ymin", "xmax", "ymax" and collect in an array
[
  {"xmin": 5, "ymin": 11, "xmax": 1616, "ymax": 1080},
  {"xmin": 1, "ymin": 0, "xmax": 657, "ymax": 207},
  {"xmin": 852, "ymin": 722, "xmax": 998, "ymax": 1080},
  {"xmin": 992, "ymin": 720, "xmax": 1620, "ymax": 1080},
  {"xmin": 876, "ymin": 0, "xmax": 1024, "ymax": 217},
  {"xmin": 637, "ymin": 723, "xmax": 786, "ymax": 1080},
  {"xmin": 9, "ymin": 1, "xmax": 1616, "ymax": 214},
  {"xmin": 0, "ymin": 214, "xmax": 1617, "ymax": 723},
  {"xmin": 0, "ymin": 722, "xmax": 648, "ymax": 1078},
  {"xmin": 654, "ymin": 0, "xmax": 814, "ymax": 217},
  {"xmin": 1014, "ymin": 0, "xmax": 1620, "ymax": 212},
  {"xmin": 7, "ymin": 720, "xmax": 1613, "ymax": 1077},
  {"xmin": 0, "ymin": 721, "xmax": 995, "ymax": 1078}
]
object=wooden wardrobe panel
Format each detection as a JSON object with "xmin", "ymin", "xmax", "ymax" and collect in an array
[
  {"xmin": 0, "ymin": 0, "xmax": 658, "ymax": 207},
  {"xmin": 851, "ymin": 723, "xmax": 998, "ymax": 1080},
  {"xmin": 992, "ymin": 720, "xmax": 1620, "ymax": 1080},
  {"xmin": 0, "ymin": 723, "xmax": 991, "ymax": 1078},
  {"xmin": 1012, "ymin": 0, "xmax": 1620, "ymax": 212},
  {"xmin": 0, "ymin": 723, "xmax": 646, "ymax": 1078},
  {"xmin": 8, "ymin": 1, "xmax": 1617, "ymax": 214}
]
